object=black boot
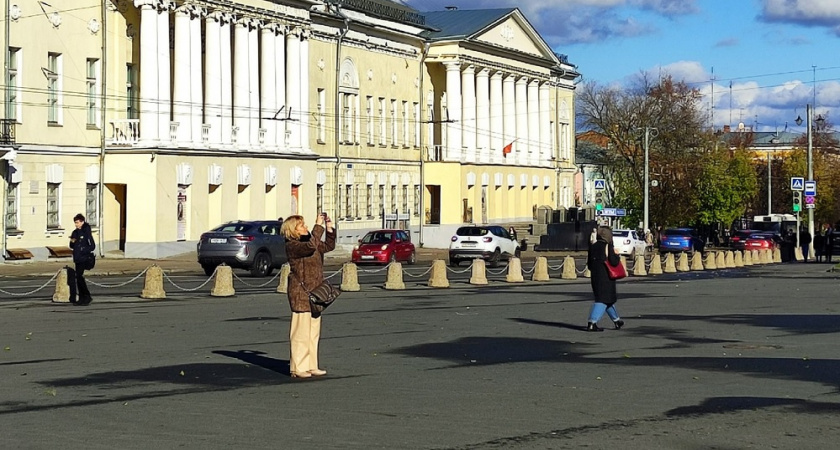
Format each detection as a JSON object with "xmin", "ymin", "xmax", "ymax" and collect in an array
[
  {"xmin": 586, "ymin": 322, "xmax": 603, "ymax": 332},
  {"xmin": 613, "ymin": 320, "xmax": 625, "ymax": 330}
]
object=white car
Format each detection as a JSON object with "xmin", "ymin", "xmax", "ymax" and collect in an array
[
  {"xmin": 612, "ymin": 229, "xmax": 648, "ymax": 258},
  {"xmin": 449, "ymin": 225, "xmax": 520, "ymax": 267}
]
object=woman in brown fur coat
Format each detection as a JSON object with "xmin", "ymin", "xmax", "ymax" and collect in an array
[{"xmin": 281, "ymin": 213, "xmax": 336, "ymax": 378}]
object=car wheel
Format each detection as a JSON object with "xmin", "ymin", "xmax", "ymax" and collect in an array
[
  {"xmin": 250, "ymin": 252, "xmax": 272, "ymax": 277},
  {"xmin": 202, "ymin": 264, "xmax": 217, "ymax": 277},
  {"xmin": 489, "ymin": 248, "xmax": 501, "ymax": 267},
  {"xmin": 408, "ymin": 251, "xmax": 416, "ymax": 265}
]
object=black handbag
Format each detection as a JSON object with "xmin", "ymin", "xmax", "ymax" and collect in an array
[
  {"xmin": 295, "ymin": 276, "xmax": 340, "ymax": 318},
  {"xmin": 85, "ymin": 252, "xmax": 96, "ymax": 270}
]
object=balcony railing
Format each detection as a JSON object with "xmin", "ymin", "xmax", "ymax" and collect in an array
[
  {"xmin": 0, "ymin": 119, "xmax": 17, "ymax": 146},
  {"xmin": 109, "ymin": 119, "xmax": 140, "ymax": 145}
]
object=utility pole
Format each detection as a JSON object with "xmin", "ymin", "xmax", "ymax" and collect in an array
[
  {"xmin": 643, "ymin": 127, "xmax": 657, "ymax": 233},
  {"xmin": 807, "ymin": 104, "xmax": 814, "ymax": 257}
]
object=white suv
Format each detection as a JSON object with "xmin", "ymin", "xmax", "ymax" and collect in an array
[{"xmin": 449, "ymin": 225, "xmax": 520, "ymax": 267}]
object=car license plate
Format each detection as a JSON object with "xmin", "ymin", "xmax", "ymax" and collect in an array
[
  {"xmin": 361, "ymin": 255, "xmax": 374, "ymax": 260},
  {"xmin": 462, "ymin": 242, "xmax": 476, "ymax": 247},
  {"xmin": 667, "ymin": 242, "xmax": 678, "ymax": 246},
  {"xmin": 210, "ymin": 238, "xmax": 226, "ymax": 244}
]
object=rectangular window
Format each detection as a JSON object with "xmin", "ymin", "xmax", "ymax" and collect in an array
[
  {"xmin": 126, "ymin": 64, "xmax": 138, "ymax": 119},
  {"xmin": 316, "ymin": 184, "xmax": 324, "ymax": 214},
  {"xmin": 86, "ymin": 58, "xmax": 100, "ymax": 127},
  {"xmin": 413, "ymin": 102, "xmax": 420, "ymax": 148},
  {"xmin": 8, "ymin": 47, "xmax": 20, "ymax": 121},
  {"xmin": 402, "ymin": 101, "xmax": 409, "ymax": 147},
  {"xmin": 46, "ymin": 182, "xmax": 60, "ymax": 229},
  {"xmin": 5, "ymin": 182, "xmax": 19, "ymax": 230},
  {"xmin": 378, "ymin": 98, "xmax": 386, "ymax": 145},
  {"xmin": 47, "ymin": 52, "xmax": 62, "ymax": 124},
  {"xmin": 86, "ymin": 183, "xmax": 99, "ymax": 227},
  {"xmin": 378, "ymin": 185, "xmax": 385, "ymax": 218},
  {"xmin": 413, "ymin": 185, "xmax": 420, "ymax": 217},
  {"xmin": 337, "ymin": 185, "xmax": 344, "ymax": 220},
  {"xmin": 342, "ymin": 92, "xmax": 353, "ymax": 143},
  {"xmin": 345, "ymin": 185, "xmax": 352, "ymax": 219},
  {"xmin": 402, "ymin": 185, "xmax": 408, "ymax": 214},
  {"xmin": 366, "ymin": 96, "xmax": 374, "ymax": 145},
  {"xmin": 317, "ymin": 88, "xmax": 326, "ymax": 143},
  {"xmin": 390, "ymin": 99, "xmax": 397, "ymax": 146},
  {"xmin": 390, "ymin": 185, "xmax": 397, "ymax": 212},
  {"xmin": 366, "ymin": 185, "xmax": 373, "ymax": 218}
]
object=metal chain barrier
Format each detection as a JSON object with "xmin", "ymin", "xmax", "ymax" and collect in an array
[
  {"xmin": 162, "ymin": 270, "xmax": 217, "ymax": 292},
  {"xmin": 324, "ymin": 268, "xmax": 343, "ymax": 280},
  {"xmin": 0, "ymin": 270, "xmax": 61, "ymax": 297},
  {"xmin": 358, "ymin": 265, "xmax": 392, "ymax": 273},
  {"xmin": 87, "ymin": 267, "xmax": 150, "ymax": 288},
  {"xmin": 446, "ymin": 261, "xmax": 474, "ymax": 274},
  {"xmin": 486, "ymin": 266, "xmax": 509, "ymax": 276},
  {"xmin": 402, "ymin": 266, "xmax": 434, "ymax": 278},
  {"xmin": 547, "ymin": 260, "xmax": 565, "ymax": 271},
  {"xmin": 231, "ymin": 270, "xmax": 281, "ymax": 288},
  {"xmin": 520, "ymin": 264, "xmax": 536, "ymax": 274}
]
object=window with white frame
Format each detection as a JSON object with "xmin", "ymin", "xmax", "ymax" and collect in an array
[
  {"xmin": 46, "ymin": 182, "xmax": 61, "ymax": 229},
  {"xmin": 366, "ymin": 96, "xmax": 374, "ymax": 145},
  {"xmin": 126, "ymin": 64, "xmax": 138, "ymax": 119},
  {"xmin": 378, "ymin": 98, "xmax": 386, "ymax": 145},
  {"xmin": 390, "ymin": 185, "xmax": 397, "ymax": 212},
  {"xmin": 366, "ymin": 185, "xmax": 373, "ymax": 217},
  {"xmin": 413, "ymin": 185, "xmax": 420, "ymax": 217},
  {"xmin": 390, "ymin": 99, "xmax": 397, "ymax": 146},
  {"xmin": 402, "ymin": 185, "xmax": 408, "ymax": 214},
  {"xmin": 413, "ymin": 102, "xmax": 420, "ymax": 148},
  {"xmin": 559, "ymin": 122, "xmax": 569, "ymax": 160},
  {"xmin": 317, "ymin": 88, "xmax": 326, "ymax": 143},
  {"xmin": 345, "ymin": 185, "xmax": 353, "ymax": 219},
  {"xmin": 86, "ymin": 183, "xmax": 99, "ymax": 227},
  {"xmin": 378, "ymin": 185, "xmax": 384, "ymax": 217},
  {"xmin": 337, "ymin": 184, "xmax": 344, "ymax": 219},
  {"xmin": 550, "ymin": 120, "xmax": 556, "ymax": 159},
  {"xmin": 316, "ymin": 184, "xmax": 324, "ymax": 214},
  {"xmin": 8, "ymin": 47, "xmax": 20, "ymax": 121},
  {"xmin": 342, "ymin": 92, "xmax": 355, "ymax": 143},
  {"xmin": 5, "ymin": 182, "xmax": 19, "ymax": 230},
  {"xmin": 47, "ymin": 52, "xmax": 62, "ymax": 124},
  {"xmin": 402, "ymin": 101, "xmax": 409, "ymax": 147},
  {"xmin": 86, "ymin": 58, "xmax": 100, "ymax": 127}
]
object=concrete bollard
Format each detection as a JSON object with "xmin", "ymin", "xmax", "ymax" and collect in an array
[
  {"xmin": 340, "ymin": 263, "xmax": 361, "ymax": 292},
  {"xmin": 725, "ymin": 251, "xmax": 736, "ymax": 268},
  {"xmin": 633, "ymin": 255, "xmax": 647, "ymax": 276},
  {"xmin": 716, "ymin": 251, "xmax": 726, "ymax": 269},
  {"xmin": 751, "ymin": 250, "xmax": 760, "ymax": 264},
  {"xmin": 772, "ymin": 248, "xmax": 781, "ymax": 263},
  {"xmin": 561, "ymin": 256, "xmax": 577, "ymax": 280},
  {"xmin": 469, "ymin": 260, "xmax": 488, "ymax": 285},
  {"xmin": 141, "ymin": 264, "xmax": 166, "ymax": 299},
  {"xmin": 648, "ymin": 254, "xmax": 663, "ymax": 275},
  {"xmin": 620, "ymin": 256, "xmax": 628, "ymax": 274},
  {"xmin": 704, "ymin": 252, "xmax": 717, "ymax": 270},
  {"xmin": 794, "ymin": 247, "xmax": 803, "ymax": 262},
  {"xmin": 506, "ymin": 257, "xmax": 525, "ymax": 283},
  {"xmin": 531, "ymin": 256, "xmax": 550, "ymax": 282},
  {"xmin": 52, "ymin": 268, "xmax": 71, "ymax": 303},
  {"xmin": 210, "ymin": 265, "xmax": 235, "ymax": 297},
  {"xmin": 276, "ymin": 263, "xmax": 290, "ymax": 293},
  {"xmin": 690, "ymin": 252, "xmax": 704, "ymax": 271},
  {"xmin": 743, "ymin": 250, "xmax": 752, "ymax": 266},
  {"xmin": 428, "ymin": 260, "xmax": 450, "ymax": 288},
  {"xmin": 734, "ymin": 251, "xmax": 744, "ymax": 267},
  {"xmin": 384, "ymin": 262, "xmax": 406, "ymax": 290},
  {"xmin": 663, "ymin": 253, "xmax": 677, "ymax": 273},
  {"xmin": 676, "ymin": 253, "xmax": 690, "ymax": 272},
  {"xmin": 583, "ymin": 267, "xmax": 591, "ymax": 278}
]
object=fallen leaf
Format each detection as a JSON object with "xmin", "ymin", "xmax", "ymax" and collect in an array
[
  {"xmin": 4, "ymin": 346, "xmax": 9, "ymax": 351},
  {"xmin": 45, "ymin": 388, "xmax": 57, "ymax": 397},
  {"xmin": 179, "ymin": 370, "xmax": 185, "ymax": 376},
  {"xmin": 596, "ymin": 376, "xmax": 602, "ymax": 380}
]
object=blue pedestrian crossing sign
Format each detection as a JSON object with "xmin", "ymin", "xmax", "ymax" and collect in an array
[
  {"xmin": 594, "ymin": 179, "xmax": 606, "ymax": 191},
  {"xmin": 791, "ymin": 177, "xmax": 804, "ymax": 191}
]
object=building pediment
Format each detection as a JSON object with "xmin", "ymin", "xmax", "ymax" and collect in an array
[{"xmin": 472, "ymin": 14, "xmax": 550, "ymax": 60}]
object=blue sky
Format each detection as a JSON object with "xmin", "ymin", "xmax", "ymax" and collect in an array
[{"xmin": 399, "ymin": 0, "xmax": 840, "ymax": 133}]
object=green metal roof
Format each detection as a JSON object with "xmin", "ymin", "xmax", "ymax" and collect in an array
[{"xmin": 420, "ymin": 8, "xmax": 516, "ymax": 40}]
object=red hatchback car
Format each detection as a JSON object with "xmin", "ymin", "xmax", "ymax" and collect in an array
[
  {"xmin": 351, "ymin": 229, "xmax": 416, "ymax": 265},
  {"xmin": 744, "ymin": 233, "xmax": 779, "ymax": 251}
]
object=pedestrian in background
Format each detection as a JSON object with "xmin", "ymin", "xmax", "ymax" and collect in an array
[
  {"xmin": 826, "ymin": 224, "xmax": 835, "ymax": 263},
  {"xmin": 814, "ymin": 228, "xmax": 825, "ymax": 263},
  {"xmin": 68, "ymin": 213, "xmax": 95, "ymax": 306},
  {"xmin": 281, "ymin": 212, "xmax": 336, "ymax": 379},
  {"xmin": 800, "ymin": 226, "xmax": 812, "ymax": 262},
  {"xmin": 585, "ymin": 226, "xmax": 624, "ymax": 332}
]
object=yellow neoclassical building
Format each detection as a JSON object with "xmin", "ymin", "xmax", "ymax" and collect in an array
[{"xmin": 0, "ymin": 0, "xmax": 578, "ymax": 262}]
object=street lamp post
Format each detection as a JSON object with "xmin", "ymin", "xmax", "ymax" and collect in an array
[
  {"xmin": 796, "ymin": 104, "xmax": 819, "ymax": 259},
  {"xmin": 642, "ymin": 127, "xmax": 658, "ymax": 233}
]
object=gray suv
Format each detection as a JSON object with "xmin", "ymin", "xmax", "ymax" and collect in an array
[{"xmin": 197, "ymin": 220, "xmax": 287, "ymax": 277}]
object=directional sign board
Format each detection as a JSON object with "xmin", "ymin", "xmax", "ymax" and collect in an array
[
  {"xmin": 804, "ymin": 181, "xmax": 816, "ymax": 197},
  {"xmin": 594, "ymin": 179, "xmax": 606, "ymax": 191},
  {"xmin": 599, "ymin": 208, "xmax": 627, "ymax": 217},
  {"xmin": 791, "ymin": 177, "xmax": 804, "ymax": 191}
]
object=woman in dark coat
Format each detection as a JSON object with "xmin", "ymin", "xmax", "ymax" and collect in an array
[
  {"xmin": 281, "ymin": 213, "xmax": 336, "ymax": 378},
  {"xmin": 69, "ymin": 213, "xmax": 96, "ymax": 305},
  {"xmin": 586, "ymin": 226, "xmax": 624, "ymax": 332}
]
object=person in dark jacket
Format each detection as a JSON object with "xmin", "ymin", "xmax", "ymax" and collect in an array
[
  {"xmin": 281, "ymin": 213, "xmax": 336, "ymax": 379},
  {"xmin": 585, "ymin": 226, "xmax": 624, "ymax": 332},
  {"xmin": 799, "ymin": 226, "xmax": 812, "ymax": 262},
  {"xmin": 68, "ymin": 213, "xmax": 95, "ymax": 305}
]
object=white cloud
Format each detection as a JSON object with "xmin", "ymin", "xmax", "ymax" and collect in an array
[{"xmin": 760, "ymin": 0, "xmax": 840, "ymax": 27}]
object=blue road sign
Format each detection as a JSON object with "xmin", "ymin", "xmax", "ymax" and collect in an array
[
  {"xmin": 594, "ymin": 179, "xmax": 606, "ymax": 191},
  {"xmin": 804, "ymin": 181, "xmax": 816, "ymax": 197},
  {"xmin": 791, "ymin": 177, "xmax": 804, "ymax": 191}
]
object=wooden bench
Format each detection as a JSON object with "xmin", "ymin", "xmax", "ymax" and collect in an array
[
  {"xmin": 46, "ymin": 246, "xmax": 74, "ymax": 258},
  {"xmin": 6, "ymin": 248, "xmax": 33, "ymax": 260}
]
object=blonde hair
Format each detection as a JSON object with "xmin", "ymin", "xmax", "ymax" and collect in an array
[{"xmin": 280, "ymin": 215, "xmax": 305, "ymax": 240}]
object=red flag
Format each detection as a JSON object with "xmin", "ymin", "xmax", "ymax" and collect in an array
[{"xmin": 503, "ymin": 141, "xmax": 513, "ymax": 157}]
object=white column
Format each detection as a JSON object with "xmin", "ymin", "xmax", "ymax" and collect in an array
[
  {"xmin": 248, "ymin": 22, "xmax": 260, "ymax": 149},
  {"xmin": 285, "ymin": 28, "xmax": 302, "ymax": 151},
  {"xmin": 260, "ymin": 24, "xmax": 277, "ymax": 151},
  {"xmin": 539, "ymin": 82, "xmax": 551, "ymax": 166},
  {"xmin": 528, "ymin": 79, "xmax": 540, "ymax": 166},
  {"xmin": 502, "ymin": 74, "xmax": 515, "ymax": 165},
  {"xmin": 156, "ymin": 3, "xmax": 171, "ymax": 144},
  {"xmin": 189, "ymin": 6, "xmax": 203, "ymax": 146},
  {"xmin": 461, "ymin": 64, "xmax": 476, "ymax": 163},
  {"xmin": 274, "ymin": 25, "xmax": 287, "ymax": 151},
  {"xmin": 443, "ymin": 62, "xmax": 462, "ymax": 161},
  {"xmin": 173, "ymin": 5, "xmax": 191, "ymax": 144},
  {"xmin": 233, "ymin": 18, "xmax": 252, "ymax": 148},
  {"xmin": 204, "ymin": 13, "xmax": 222, "ymax": 145},
  {"xmin": 476, "ymin": 68, "xmax": 490, "ymax": 163},
  {"xmin": 515, "ymin": 76, "xmax": 529, "ymax": 165},
  {"xmin": 136, "ymin": 1, "xmax": 159, "ymax": 143},
  {"xmin": 299, "ymin": 29, "xmax": 311, "ymax": 152},
  {"xmin": 219, "ymin": 16, "xmax": 233, "ymax": 147},
  {"xmin": 490, "ymin": 71, "xmax": 504, "ymax": 164}
]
